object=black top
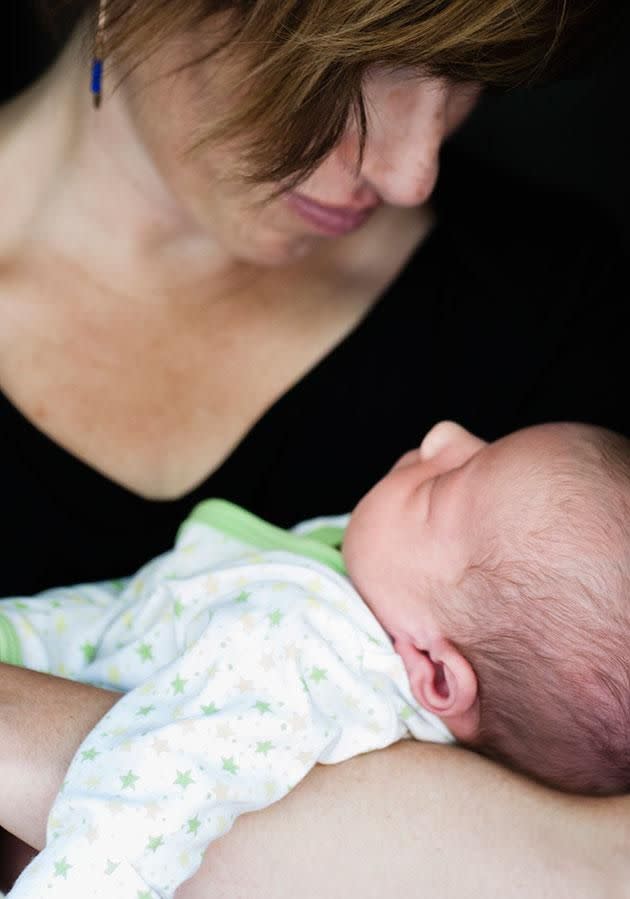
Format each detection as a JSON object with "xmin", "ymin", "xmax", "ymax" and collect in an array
[{"xmin": 2, "ymin": 160, "xmax": 627, "ymax": 596}]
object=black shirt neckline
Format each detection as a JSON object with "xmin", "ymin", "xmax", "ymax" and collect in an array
[{"xmin": 1, "ymin": 226, "xmax": 436, "ymax": 528}]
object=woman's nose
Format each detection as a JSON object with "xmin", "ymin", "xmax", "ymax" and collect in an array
[{"xmin": 358, "ymin": 77, "xmax": 451, "ymax": 207}]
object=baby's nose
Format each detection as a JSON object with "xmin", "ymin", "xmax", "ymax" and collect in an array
[{"xmin": 419, "ymin": 421, "xmax": 468, "ymax": 460}]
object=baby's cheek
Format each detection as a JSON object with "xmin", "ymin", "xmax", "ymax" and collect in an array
[
  {"xmin": 343, "ymin": 507, "xmax": 378, "ymax": 592},
  {"xmin": 341, "ymin": 514, "xmax": 363, "ymax": 580}
]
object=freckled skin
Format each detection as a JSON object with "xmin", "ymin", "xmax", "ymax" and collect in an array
[{"xmin": 45, "ymin": 22, "xmax": 481, "ymax": 273}]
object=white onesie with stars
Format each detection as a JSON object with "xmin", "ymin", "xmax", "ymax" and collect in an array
[{"xmin": 0, "ymin": 500, "xmax": 452, "ymax": 899}]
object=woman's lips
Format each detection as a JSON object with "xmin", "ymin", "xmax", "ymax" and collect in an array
[{"xmin": 287, "ymin": 192, "xmax": 379, "ymax": 235}]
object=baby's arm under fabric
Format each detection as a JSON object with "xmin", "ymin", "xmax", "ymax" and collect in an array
[
  {"xmin": 0, "ymin": 516, "xmax": 262, "ymax": 686},
  {"xmin": 0, "ymin": 665, "xmax": 628, "ymax": 899},
  {"xmin": 6, "ymin": 566, "xmax": 410, "ymax": 899}
]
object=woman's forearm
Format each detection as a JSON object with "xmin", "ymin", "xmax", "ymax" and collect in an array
[
  {"xmin": 1, "ymin": 665, "xmax": 629, "ymax": 898},
  {"xmin": 179, "ymin": 742, "xmax": 630, "ymax": 899},
  {"xmin": 0, "ymin": 662, "xmax": 120, "ymax": 849}
]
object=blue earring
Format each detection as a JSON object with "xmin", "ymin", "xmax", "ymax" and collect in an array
[{"xmin": 91, "ymin": 0, "xmax": 107, "ymax": 108}]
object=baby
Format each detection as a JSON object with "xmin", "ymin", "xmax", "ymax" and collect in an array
[
  {"xmin": 2, "ymin": 420, "xmax": 630, "ymax": 899},
  {"xmin": 346, "ymin": 420, "xmax": 630, "ymax": 794}
]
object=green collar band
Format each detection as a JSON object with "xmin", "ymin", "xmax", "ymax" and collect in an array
[
  {"xmin": 0, "ymin": 612, "xmax": 24, "ymax": 667},
  {"xmin": 178, "ymin": 499, "xmax": 347, "ymax": 576}
]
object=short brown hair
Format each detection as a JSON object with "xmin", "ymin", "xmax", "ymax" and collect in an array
[{"xmin": 38, "ymin": 0, "xmax": 606, "ymax": 190}]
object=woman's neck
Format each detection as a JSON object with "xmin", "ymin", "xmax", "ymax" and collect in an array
[
  {"xmin": 0, "ymin": 24, "xmax": 434, "ymax": 307},
  {"xmin": 0, "ymin": 25, "xmax": 262, "ymax": 299}
]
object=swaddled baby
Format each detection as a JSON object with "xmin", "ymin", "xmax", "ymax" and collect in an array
[{"xmin": 3, "ymin": 421, "xmax": 629, "ymax": 899}]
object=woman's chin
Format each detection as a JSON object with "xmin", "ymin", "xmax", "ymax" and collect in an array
[{"xmin": 241, "ymin": 232, "xmax": 318, "ymax": 267}]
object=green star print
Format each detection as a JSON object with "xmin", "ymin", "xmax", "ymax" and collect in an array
[
  {"xmin": 137, "ymin": 643, "xmax": 154, "ymax": 662},
  {"xmin": 81, "ymin": 642, "xmax": 97, "ymax": 664},
  {"xmin": 53, "ymin": 858, "xmax": 72, "ymax": 879},
  {"xmin": 175, "ymin": 770, "xmax": 195, "ymax": 789},
  {"xmin": 146, "ymin": 835, "xmax": 164, "ymax": 853},
  {"xmin": 310, "ymin": 667, "xmax": 327, "ymax": 683},
  {"xmin": 256, "ymin": 741, "xmax": 274, "ymax": 755},
  {"xmin": 186, "ymin": 816, "xmax": 201, "ymax": 836},
  {"xmin": 120, "ymin": 770, "xmax": 140, "ymax": 790},
  {"xmin": 222, "ymin": 756, "xmax": 239, "ymax": 775},
  {"xmin": 81, "ymin": 748, "xmax": 99, "ymax": 762}
]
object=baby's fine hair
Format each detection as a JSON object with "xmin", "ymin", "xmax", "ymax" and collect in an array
[{"xmin": 445, "ymin": 424, "xmax": 630, "ymax": 795}]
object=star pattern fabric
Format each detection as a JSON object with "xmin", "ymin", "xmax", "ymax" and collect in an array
[{"xmin": 2, "ymin": 514, "xmax": 451, "ymax": 899}]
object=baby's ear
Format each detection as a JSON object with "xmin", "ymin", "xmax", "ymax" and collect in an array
[
  {"xmin": 420, "ymin": 421, "xmax": 486, "ymax": 468},
  {"xmin": 397, "ymin": 637, "xmax": 480, "ymax": 741}
]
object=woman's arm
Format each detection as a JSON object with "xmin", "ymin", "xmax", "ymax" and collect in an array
[
  {"xmin": 0, "ymin": 662, "xmax": 120, "ymax": 848},
  {"xmin": 1, "ymin": 663, "xmax": 629, "ymax": 899},
  {"xmin": 183, "ymin": 742, "xmax": 630, "ymax": 899},
  {"xmin": 177, "ymin": 743, "xmax": 630, "ymax": 899}
]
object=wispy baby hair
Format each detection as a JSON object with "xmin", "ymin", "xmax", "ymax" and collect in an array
[{"xmin": 444, "ymin": 424, "xmax": 630, "ymax": 794}]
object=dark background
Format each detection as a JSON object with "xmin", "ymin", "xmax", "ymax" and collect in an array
[{"xmin": 2, "ymin": 2, "xmax": 629, "ymax": 249}]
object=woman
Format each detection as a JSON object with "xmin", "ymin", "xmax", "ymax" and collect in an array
[{"xmin": 1, "ymin": 0, "xmax": 628, "ymax": 895}]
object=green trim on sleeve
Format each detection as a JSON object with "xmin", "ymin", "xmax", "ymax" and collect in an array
[
  {"xmin": 179, "ymin": 499, "xmax": 348, "ymax": 576},
  {"xmin": 0, "ymin": 612, "xmax": 24, "ymax": 667}
]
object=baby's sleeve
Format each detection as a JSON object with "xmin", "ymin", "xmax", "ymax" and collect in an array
[
  {"xmin": 0, "ymin": 579, "xmax": 129, "ymax": 676},
  {"xmin": 0, "ymin": 518, "xmax": 251, "ymax": 684},
  {"xmin": 7, "ymin": 565, "xmax": 395, "ymax": 899}
]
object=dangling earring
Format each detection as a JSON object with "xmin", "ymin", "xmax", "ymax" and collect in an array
[{"xmin": 91, "ymin": 0, "xmax": 108, "ymax": 108}]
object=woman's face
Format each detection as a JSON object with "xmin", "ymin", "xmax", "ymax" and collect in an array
[{"xmin": 118, "ymin": 20, "xmax": 481, "ymax": 266}]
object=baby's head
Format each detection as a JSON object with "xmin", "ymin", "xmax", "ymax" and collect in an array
[{"xmin": 344, "ymin": 421, "xmax": 630, "ymax": 794}]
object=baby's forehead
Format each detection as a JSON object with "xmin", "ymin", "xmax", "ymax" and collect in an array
[
  {"xmin": 477, "ymin": 425, "xmax": 592, "ymax": 483},
  {"xmin": 465, "ymin": 426, "xmax": 595, "ymax": 530},
  {"xmin": 492, "ymin": 424, "xmax": 571, "ymax": 461},
  {"xmin": 457, "ymin": 426, "xmax": 630, "ymax": 631},
  {"xmin": 471, "ymin": 425, "xmax": 630, "ymax": 566}
]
